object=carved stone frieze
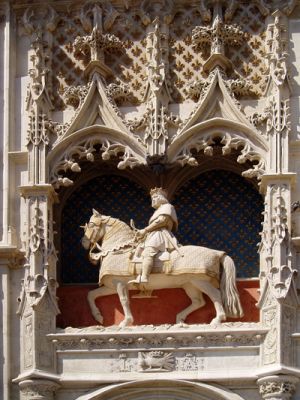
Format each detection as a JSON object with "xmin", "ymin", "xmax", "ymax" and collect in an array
[
  {"xmin": 49, "ymin": 324, "xmax": 265, "ymax": 376},
  {"xmin": 51, "ymin": 322, "xmax": 266, "ymax": 351},
  {"xmin": 176, "ymin": 352, "xmax": 202, "ymax": 371}
]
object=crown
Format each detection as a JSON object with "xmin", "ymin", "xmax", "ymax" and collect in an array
[
  {"xmin": 150, "ymin": 187, "xmax": 168, "ymax": 198},
  {"xmin": 149, "ymin": 351, "xmax": 165, "ymax": 358}
]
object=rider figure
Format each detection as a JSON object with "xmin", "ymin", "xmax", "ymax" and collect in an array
[{"xmin": 129, "ymin": 187, "xmax": 180, "ymax": 284}]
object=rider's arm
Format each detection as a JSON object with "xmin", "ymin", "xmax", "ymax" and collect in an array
[{"xmin": 144, "ymin": 215, "xmax": 172, "ymax": 233}]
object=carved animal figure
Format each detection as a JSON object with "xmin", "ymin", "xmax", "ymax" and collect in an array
[
  {"xmin": 81, "ymin": 210, "xmax": 244, "ymax": 327},
  {"xmin": 138, "ymin": 351, "xmax": 175, "ymax": 371}
]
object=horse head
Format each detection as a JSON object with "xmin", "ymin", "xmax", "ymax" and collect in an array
[{"xmin": 81, "ymin": 209, "xmax": 106, "ymax": 250}]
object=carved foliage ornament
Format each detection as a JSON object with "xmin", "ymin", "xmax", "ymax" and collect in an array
[
  {"xmin": 73, "ymin": 1, "xmax": 122, "ymax": 77},
  {"xmin": 20, "ymin": 0, "xmax": 271, "ymax": 183},
  {"xmin": 170, "ymin": 131, "xmax": 265, "ymax": 180},
  {"xmin": 186, "ymin": 69, "xmax": 253, "ymax": 103},
  {"xmin": 251, "ymin": 12, "xmax": 291, "ymax": 137},
  {"xmin": 23, "ymin": 5, "xmax": 58, "ymax": 111},
  {"xmin": 258, "ymin": 375, "xmax": 299, "ymax": 400},
  {"xmin": 19, "ymin": 379, "xmax": 60, "ymax": 400},
  {"xmin": 17, "ymin": 274, "xmax": 59, "ymax": 315},
  {"xmin": 259, "ymin": 185, "xmax": 297, "ymax": 301},
  {"xmin": 50, "ymin": 136, "xmax": 145, "ymax": 188}
]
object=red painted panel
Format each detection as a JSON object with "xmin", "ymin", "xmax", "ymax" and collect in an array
[{"xmin": 57, "ymin": 280, "xmax": 259, "ymax": 328}]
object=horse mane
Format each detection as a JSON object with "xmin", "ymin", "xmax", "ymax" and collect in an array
[
  {"xmin": 102, "ymin": 216, "xmax": 135, "ymax": 248},
  {"xmin": 106, "ymin": 216, "xmax": 132, "ymax": 232}
]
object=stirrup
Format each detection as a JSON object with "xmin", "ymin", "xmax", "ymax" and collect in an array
[
  {"xmin": 128, "ymin": 275, "xmax": 142, "ymax": 284},
  {"xmin": 128, "ymin": 275, "xmax": 148, "ymax": 284}
]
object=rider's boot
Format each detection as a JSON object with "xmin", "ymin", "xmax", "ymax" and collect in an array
[
  {"xmin": 128, "ymin": 256, "xmax": 153, "ymax": 284},
  {"xmin": 140, "ymin": 256, "xmax": 153, "ymax": 282}
]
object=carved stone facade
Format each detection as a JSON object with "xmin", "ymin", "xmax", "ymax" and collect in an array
[{"xmin": 0, "ymin": 1, "xmax": 300, "ymax": 399}]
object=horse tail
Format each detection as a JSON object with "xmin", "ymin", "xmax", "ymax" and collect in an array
[{"xmin": 220, "ymin": 255, "xmax": 244, "ymax": 318}]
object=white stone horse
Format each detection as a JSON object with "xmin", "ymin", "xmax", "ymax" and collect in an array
[{"xmin": 81, "ymin": 209, "xmax": 244, "ymax": 327}]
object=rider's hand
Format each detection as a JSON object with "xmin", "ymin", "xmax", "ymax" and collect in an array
[{"xmin": 137, "ymin": 229, "xmax": 147, "ymax": 238}]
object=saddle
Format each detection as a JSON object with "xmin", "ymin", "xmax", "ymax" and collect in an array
[{"xmin": 129, "ymin": 249, "xmax": 177, "ymax": 275}]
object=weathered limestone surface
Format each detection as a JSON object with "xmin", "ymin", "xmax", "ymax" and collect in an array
[{"xmin": 0, "ymin": 1, "xmax": 300, "ymax": 399}]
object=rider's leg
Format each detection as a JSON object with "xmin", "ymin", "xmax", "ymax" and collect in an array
[
  {"xmin": 128, "ymin": 247, "xmax": 156, "ymax": 284},
  {"xmin": 140, "ymin": 246, "xmax": 156, "ymax": 283}
]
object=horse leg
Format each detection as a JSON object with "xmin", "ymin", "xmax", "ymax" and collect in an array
[
  {"xmin": 87, "ymin": 286, "xmax": 116, "ymax": 324},
  {"xmin": 191, "ymin": 280, "xmax": 226, "ymax": 325},
  {"xmin": 116, "ymin": 281, "xmax": 134, "ymax": 327},
  {"xmin": 176, "ymin": 284, "xmax": 205, "ymax": 323}
]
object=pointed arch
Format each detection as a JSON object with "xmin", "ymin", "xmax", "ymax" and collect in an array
[
  {"xmin": 168, "ymin": 118, "xmax": 268, "ymax": 180},
  {"xmin": 47, "ymin": 125, "xmax": 147, "ymax": 189}
]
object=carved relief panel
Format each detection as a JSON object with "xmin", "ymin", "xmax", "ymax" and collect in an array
[{"xmin": 9, "ymin": 0, "xmax": 300, "ymax": 399}]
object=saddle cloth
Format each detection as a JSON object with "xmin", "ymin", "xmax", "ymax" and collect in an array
[{"xmin": 99, "ymin": 245, "xmax": 225, "ymax": 287}]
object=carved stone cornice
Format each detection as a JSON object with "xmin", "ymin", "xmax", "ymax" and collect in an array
[
  {"xmin": 0, "ymin": 246, "xmax": 24, "ymax": 269},
  {"xmin": 19, "ymin": 184, "xmax": 59, "ymax": 202},
  {"xmin": 51, "ymin": 322, "xmax": 266, "ymax": 350}
]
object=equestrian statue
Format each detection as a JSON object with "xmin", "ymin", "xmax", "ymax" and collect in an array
[{"xmin": 81, "ymin": 187, "xmax": 244, "ymax": 327}]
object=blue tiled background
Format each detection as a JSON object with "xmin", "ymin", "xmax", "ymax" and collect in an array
[{"xmin": 60, "ymin": 170, "xmax": 263, "ymax": 283}]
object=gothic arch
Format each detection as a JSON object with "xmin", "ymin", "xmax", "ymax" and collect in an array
[
  {"xmin": 168, "ymin": 118, "xmax": 268, "ymax": 181},
  {"xmin": 75, "ymin": 379, "xmax": 246, "ymax": 400},
  {"xmin": 47, "ymin": 125, "xmax": 147, "ymax": 189}
]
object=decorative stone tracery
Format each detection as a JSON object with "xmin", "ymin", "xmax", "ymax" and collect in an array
[{"xmin": 2, "ymin": 0, "xmax": 300, "ymax": 399}]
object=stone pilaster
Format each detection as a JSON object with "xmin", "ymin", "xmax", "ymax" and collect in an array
[{"xmin": 17, "ymin": 185, "xmax": 59, "ymax": 376}]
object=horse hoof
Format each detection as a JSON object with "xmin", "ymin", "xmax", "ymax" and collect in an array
[
  {"xmin": 119, "ymin": 317, "xmax": 134, "ymax": 328},
  {"xmin": 210, "ymin": 315, "xmax": 226, "ymax": 325},
  {"xmin": 176, "ymin": 316, "xmax": 186, "ymax": 324},
  {"xmin": 176, "ymin": 321, "xmax": 188, "ymax": 328}
]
